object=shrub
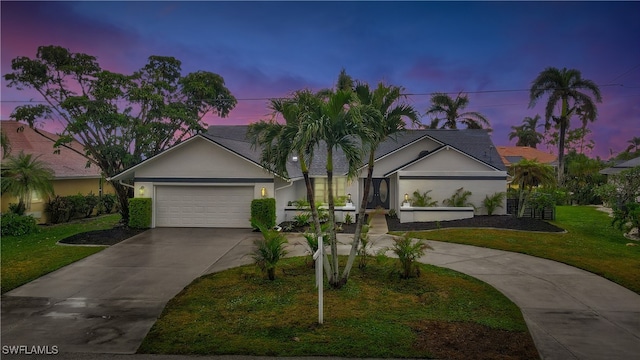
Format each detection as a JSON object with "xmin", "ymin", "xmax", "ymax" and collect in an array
[
  {"xmin": 482, "ymin": 192, "xmax": 506, "ymax": 215},
  {"xmin": 1, "ymin": 213, "xmax": 38, "ymax": 236},
  {"xmin": 46, "ymin": 196, "xmax": 72, "ymax": 224},
  {"xmin": 101, "ymin": 194, "xmax": 117, "ymax": 214},
  {"xmin": 391, "ymin": 233, "xmax": 432, "ymax": 279},
  {"xmin": 293, "ymin": 213, "xmax": 311, "ymax": 227},
  {"xmin": 387, "ymin": 208, "xmax": 397, "ymax": 219},
  {"xmin": 411, "ymin": 189, "xmax": 438, "ymax": 207},
  {"xmin": 83, "ymin": 192, "xmax": 100, "ymax": 217},
  {"xmin": 8, "ymin": 202, "xmax": 26, "ymax": 216},
  {"xmin": 129, "ymin": 198, "xmax": 152, "ymax": 229},
  {"xmin": 66, "ymin": 194, "xmax": 87, "ymax": 220},
  {"xmin": 344, "ymin": 213, "xmax": 354, "ymax": 224},
  {"xmin": 251, "ymin": 198, "xmax": 276, "ymax": 229},
  {"xmin": 443, "ymin": 187, "xmax": 474, "ymax": 208},
  {"xmin": 528, "ymin": 191, "xmax": 555, "ymax": 213},
  {"xmin": 252, "ymin": 220, "xmax": 288, "ymax": 280},
  {"xmin": 612, "ymin": 202, "xmax": 640, "ymax": 234}
]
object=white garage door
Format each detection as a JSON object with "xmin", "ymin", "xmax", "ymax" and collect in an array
[{"xmin": 155, "ymin": 186, "xmax": 253, "ymax": 228}]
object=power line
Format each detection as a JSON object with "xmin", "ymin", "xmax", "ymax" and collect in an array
[
  {"xmin": 0, "ymin": 83, "xmax": 628, "ymax": 104},
  {"xmin": 609, "ymin": 64, "xmax": 640, "ymax": 82}
]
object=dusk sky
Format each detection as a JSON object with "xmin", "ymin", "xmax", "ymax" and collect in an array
[{"xmin": 1, "ymin": 1, "xmax": 639, "ymax": 160}]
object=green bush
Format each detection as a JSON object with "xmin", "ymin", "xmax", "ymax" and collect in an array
[
  {"xmin": 66, "ymin": 194, "xmax": 87, "ymax": 219},
  {"xmin": 1, "ymin": 213, "xmax": 38, "ymax": 236},
  {"xmin": 46, "ymin": 196, "xmax": 73, "ymax": 224},
  {"xmin": 411, "ymin": 189, "xmax": 438, "ymax": 207},
  {"xmin": 101, "ymin": 194, "xmax": 118, "ymax": 214},
  {"xmin": 250, "ymin": 198, "xmax": 276, "ymax": 229},
  {"xmin": 443, "ymin": 187, "xmax": 475, "ymax": 208},
  {"xmin": 8, "ymin": 202, "xmax": 26, "ymax": 216},
  {"xmin": 391, "ymin": 233, "xmax": 432, "ymax": 279},
  {"xmin": 252, "ymin": 220, "xmax": 288, "ymax": 280},
  {"xmin": 129, "ymin": 198, "xmax": 152, "ymax": 229},
  {"xmin": 84, "ymin": 192, "xmax": 100, "ymax": 217},
  {"xmin": 482, "ymin": 192, "xmax": 506, "ymax": 215}
]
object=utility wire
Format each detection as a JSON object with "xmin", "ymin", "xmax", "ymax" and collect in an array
[{"xmin": 609, "ymin": 64, "xmax": 640, "ymax": 82}]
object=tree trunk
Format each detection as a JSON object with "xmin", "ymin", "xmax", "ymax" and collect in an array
[
  {"xmin": 517, "ymin": 181, "xmax": 527, "ymax": 218},
  {"xmin": 301, "ymin": 163, "xmax": 332, "ymax": 281},
  {"xmin": 325, "ymin": 148, "xmax": 341, "ymax": 288},
  {"xmin": 557, "ymin": 98, "xmax": 569, "ymax": 186},
  {"xmin": 341, "ymin": 150, "xmax": 374, "ymax": 282},
  {"xmin": 111, "ymin": 180, "xmax": 130, "ymax": 225}
]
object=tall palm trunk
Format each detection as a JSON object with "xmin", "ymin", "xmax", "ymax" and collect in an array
[
  {"xmin": 517, "ymin": 179, "xmax": 527, "ymax": 218},
  {"xmin": 342, "ymin": 148, "xmax": 374, "ymax": 281},
  {"xmin": 557, "ymin": 98, "xmax": 569, "ymax": 186},
  {"xmin": 326, "ymin": 147, "xmax": 341, "ymax": 287},
  {"xmin": 300, "ymin": 156, "xmax": 332, "ymax": 280}
]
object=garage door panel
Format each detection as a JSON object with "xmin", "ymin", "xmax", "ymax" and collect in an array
[{"xmin": 155, "ymin": 186, "xmax": 253, "ymax": 228}]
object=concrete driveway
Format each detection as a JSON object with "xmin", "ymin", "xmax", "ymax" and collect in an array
[{"xmin": 1, "ymin": 228, "xmax": 261, "ymax": 354}]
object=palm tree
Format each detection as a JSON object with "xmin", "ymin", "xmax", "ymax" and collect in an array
[
  {"xmin": 1, "ymin": 151, "xmax": 55, "ymax": 210},
  {"xmin": 341, "ymin": 81, "xmax": 419, "ymax": 281},
  {"xmin": 627, "ymin": 136, "xmax": 640, "ymax": 152},
  {"xmin": 302, "ymin": 88, "xmax": 367, "ymax": 287},
  {"xmin": 247, "ymin": 90, "xmax": 331, "ymax": 280},
  {"xmin": 510, "ymin": 159, "xmax": 556, "ymax": 218},
  {"xmin": 425, "ymin": 92, "xmax": 491, "ymax": 130},
  {"xmin": 529, "ymin": 67, "xmax": 602, "ymax": 185},
  {"xmin": 509, "ymin": 115, "xmax": 544, "ymax": 148}
]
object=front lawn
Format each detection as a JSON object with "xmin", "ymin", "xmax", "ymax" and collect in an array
[
  {"xmin": 1, "ymin": 214, "xmax": 121, "ymax": 294},
  {"xmin": 403, "ymin": 206, "xmax": 640, "ymax": 294},
  {"xmin": 139, "ymin": 257, "xmax": 539, "ymax": 359}
]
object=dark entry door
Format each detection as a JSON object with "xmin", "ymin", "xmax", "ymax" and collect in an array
[{"xmin": 365, "ymin": 178, "xmax": 390, "ymax": 209}]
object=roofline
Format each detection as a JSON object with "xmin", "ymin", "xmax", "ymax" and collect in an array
[
  {"xmin": 384, "ymin": 144, "xmax": 502, "ymax": 177},
  {"xmin": 108, "ymin": 134, "xmax": 285, "ymax": 182},
  {"xmin": 356, "ymin": 131, "xmax": 445, "ymax": 173}
]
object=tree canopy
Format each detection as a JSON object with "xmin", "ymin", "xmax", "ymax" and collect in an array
[{"xmin": 4, "ymin": 45, "xmax": 237, "ymax": 222}]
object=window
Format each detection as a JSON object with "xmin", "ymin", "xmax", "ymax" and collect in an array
[{"xmin": 313, "ymin": 177, "xmax": 347, "ymax": 204}]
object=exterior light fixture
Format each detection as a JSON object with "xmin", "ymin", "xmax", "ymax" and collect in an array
[
  {"xmin": 404, "ymin": 193, "xmax": 409, "ymax": 202},
  {"xmin": 347, "ymin": 193, "xmax": 352, "ymax": 202},
  {"xmin": 139, "ymin": 186, "xmax": 145, "ymax": 196},
  {"xmin": 261, "ymin": 187, "xmax": 267, "ymax": 198}
]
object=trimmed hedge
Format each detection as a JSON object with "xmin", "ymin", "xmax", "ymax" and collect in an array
[
  {"xmin": 251, "ymin": 198, "xmax": 276, "ymax": 229},
  {"xmin": 129, "ymin": 198, "xmax": 152, "ymax": 229}
]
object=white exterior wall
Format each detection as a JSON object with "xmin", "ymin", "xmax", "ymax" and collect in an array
[{"xmin": 361, "ymin": 137, "xmax": 441, "ymax": 178}]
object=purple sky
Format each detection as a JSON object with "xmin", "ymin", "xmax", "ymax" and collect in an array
[{"xmin": 2, "ymin": 1, "xmax": 639, "ymax": 160}]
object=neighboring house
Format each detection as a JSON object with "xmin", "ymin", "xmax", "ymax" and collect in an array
[
  {"xmin": 496, "ymin": 146, "xmax": 557, "ymax": 167},
  {"xmin": 0, "ymin": 120, "xmax": 113, "ymax": 223},
  {"xmin": 599, "ymin": 157, "xmax": 640, "ymax": 175},
  {"xmin": 110, "ymin": 125, "xmax": 507, "ymax": 228}
]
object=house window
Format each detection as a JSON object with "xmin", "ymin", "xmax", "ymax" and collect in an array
[{"xmin": 313, "ymin": 177, "xmax": 347, "ymax": 204}]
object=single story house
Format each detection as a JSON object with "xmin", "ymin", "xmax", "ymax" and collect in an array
[
  {"xmin": 1, "ymin": 120, "xmax": 114, "ymax": 223},
  {"xmin": 496, "ymin": 146, "xmax": 557, "ymax": 167},
  {"xmin": 599, "ymin": 157, "xmax": 640, "ymax": 175},
  {"xmin": 109, "ymin": 125, "xmax": 507, "ymax": 228}
]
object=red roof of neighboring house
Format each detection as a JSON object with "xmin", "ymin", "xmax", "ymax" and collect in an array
[
  {"xmin": 496, "ymin": 146, "xmax": 557, "ymax": 166},
  {"xmin": 1, "ymin": 121, "xmax": 102, "ymax": 179}
]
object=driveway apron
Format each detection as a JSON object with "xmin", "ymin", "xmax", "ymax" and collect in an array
[{"xmin": 1, "ymin": 228, "xmax": 260, "ymax": 354}]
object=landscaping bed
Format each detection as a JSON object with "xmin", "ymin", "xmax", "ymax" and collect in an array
[
  {"xmin": 387, "ymin": 215, "xmax": 565, "ymax": 233},
  {"xmin": 59, "ymin": 225, "xmax": 147, "ymax": 246}
]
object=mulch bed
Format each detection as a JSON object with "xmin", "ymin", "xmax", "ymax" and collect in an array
[
  {"xmin": 58, "ymin": 226, "xmax": 147, "ymax": 246},
  {"xmin": 387, "ymin": 215, "xmax": 565, "ymax": 233}
]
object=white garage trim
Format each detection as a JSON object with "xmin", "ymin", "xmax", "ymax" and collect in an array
[{"xmin": 154, "ymin": 185, "xmax": 254, "ymax": 228}]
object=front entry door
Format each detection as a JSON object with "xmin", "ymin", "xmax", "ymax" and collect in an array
[{"xmin": 365, "ymin": 178, "xmax": 390, "ymax": 209}]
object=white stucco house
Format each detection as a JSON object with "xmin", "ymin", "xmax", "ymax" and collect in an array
[{"xmin": 109, "ymin": 125, "xmax": 507, "ymax": 228}]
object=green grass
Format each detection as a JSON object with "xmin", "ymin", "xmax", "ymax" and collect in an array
[
  {"xmin": 401, "ymin": 206, "xmax": 640, "ymax": 294},
  {"xmin": 139, "ymin": 257, "xmax": 532, "ymax": 358},
  {"xmin": 1, "ymin": 214, "xmax": 121, "ymax": 294}
]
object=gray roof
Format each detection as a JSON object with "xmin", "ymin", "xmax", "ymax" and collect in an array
[
  {"xmin": 204, "ymin": 125, "xmax": 506, "ymax": 179},
  {"xmin": 600, "ymin": 156, "xmax": 640, "ymax": 175}
]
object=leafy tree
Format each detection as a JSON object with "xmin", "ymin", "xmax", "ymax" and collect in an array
[
  {"xmin": 509, "ymin": 115, "xmax": 544, "ymax": 148},
  {"xmin": 425, "ymin": 92, "xmax": 491, "ymax": 130},
  {"xmin": 563, "ymin": 151, "xmax": 606, "ymax": 204},
  {"xmin": 595, "ymin": 166, "xmax": 640, "ymax": 234},
  {"xmin": 510, "ymin": 159, "xmax": 556, "ymax": 218},
  {"xmin": 342, "ymin": 81, "xmax": 419, "ymax": 282},
  {"xmin": 1, "ymin": 151, "xmax": 54, "ymax": 210},
  {"xmin": 4, "ymin": 45, "xmax": 237, "ymax": 223},
  {"xmin": 529, "ymin": 67, "xmax": 602, "ymax": 185}
]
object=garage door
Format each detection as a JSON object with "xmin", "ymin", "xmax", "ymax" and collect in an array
[{"xmin": 155, "ymin": 186, "xmax": 253, "ymax": 228}]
